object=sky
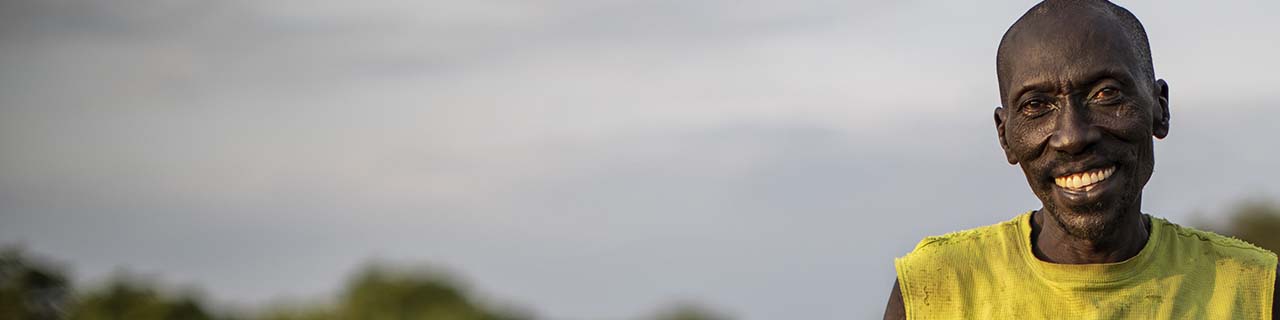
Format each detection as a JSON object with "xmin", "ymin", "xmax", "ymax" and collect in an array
[{"xmin": 2, "ymin": 0, "xmax": 1279, "ymax": 319}]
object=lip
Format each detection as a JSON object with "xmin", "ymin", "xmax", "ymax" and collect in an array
[
  {"xmin": 1052, "ymin": 165, "xmax": 1121, "ymax": 206},
  {"xmin": 1049, "ymin": 160, "xmax": 1114, "ymax": 178}
]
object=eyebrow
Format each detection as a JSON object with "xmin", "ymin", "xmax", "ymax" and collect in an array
[{"xmin": 1008, "ymin": 67, "xmax": 1137, "ymax": 103}]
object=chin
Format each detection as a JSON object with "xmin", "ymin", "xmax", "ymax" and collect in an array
[
  {"xmin": 1046, "ymin": 203, "xmax": 1120, "ymax": 240},
  {"xmin": 1041, "ymin": 179, "xmax": 1141, "ymax": 241}
]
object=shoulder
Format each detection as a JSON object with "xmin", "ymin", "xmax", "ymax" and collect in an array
[
  {"xmin": 895, "ymin": 213, "xmax": 1027, "ymax": 275},
  {"xmin": 904, "ymin": 213, "xmax": 1025, "ymax": 257},
  {"xmin": 1152, "ymin": 216, "xmax": 1277, "ymax": 318},
  {"xmin": 1155, "ymin": 216, "xmax": 1278, "ymax": 267},
  {"xmin": 892, "ymin": 213, "xmax": 1029, "ymax": 318}
]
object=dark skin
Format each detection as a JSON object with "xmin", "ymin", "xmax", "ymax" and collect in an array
[{"xmin": 883, "ymin": 4, "xmax": 1278, "ymax": 319}]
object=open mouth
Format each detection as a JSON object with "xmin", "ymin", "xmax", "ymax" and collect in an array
[{"xmin": 1054, "ymin": 166, "xmax": 1115, "ymax": 192}]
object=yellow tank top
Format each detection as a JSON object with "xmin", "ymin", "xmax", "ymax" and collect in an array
[{"xmin": 895, "ymin": 212, "xmax": 1276, "ymax": 319}]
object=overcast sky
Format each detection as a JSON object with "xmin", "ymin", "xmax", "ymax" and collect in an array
[{"xmin": 2, "ymin": 1, "xmax": 1279, "ymax": 319}]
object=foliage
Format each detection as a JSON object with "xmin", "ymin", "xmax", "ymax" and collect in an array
[
  {"xmin": 259, "ymin": 265, "xmax": 532, "ymax": 320},
  {"xmin": 0, "ymin": 248, "xmax": 72, "ymax": 319},
  {"xmin": 2, "ymin": 246, "xmax": 746, "ymax": 320},
  {"xmin": 647, "ymin": 303, "xmax": 732, "ymax": 320},
  {"xmin": 1220, "ymin": 200, "xmax": 1280, "ymax": 255},
  {"xmin": 5, "ymin": 199, "xmax": 1276, "ymax": 320},
  {"xmin": 69, "ymin": 277, "xmax": 214, "ymax": 320},
  {"xmin": 0, "ymin": 250, "xmax": 745, "ymax": 320}
]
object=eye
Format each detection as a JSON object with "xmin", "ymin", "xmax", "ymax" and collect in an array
[
  {"xmin": 1020, "ymin": 99, "xmax": 1053, "ymax": 117},
  {"xmin": 1092, "ymin": 87, "xmax": 1122, "ymax": 102}
]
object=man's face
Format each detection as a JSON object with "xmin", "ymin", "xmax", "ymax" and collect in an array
[{"xmin": 996, "ymin": 13, "xmax": 1169, "ymax": 240}]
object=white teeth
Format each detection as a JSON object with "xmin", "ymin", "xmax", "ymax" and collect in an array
[{"xmin": 1054, "ymin": 166, "xmax": 1115, "ymax": 190}]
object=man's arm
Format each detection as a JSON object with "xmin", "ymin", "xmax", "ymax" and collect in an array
[{"xmin": 884, "ymin": 279, "xmax": 905, "ymax": 320}]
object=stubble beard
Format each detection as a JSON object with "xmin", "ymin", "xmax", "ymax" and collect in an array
[
  {"xmin": 1043, "ymin": 199, "xmax": 1119, "ymax": 241},
  {"xmin": 1040, "ymin": 161, "xmax": 1147, "ymax": 242}
]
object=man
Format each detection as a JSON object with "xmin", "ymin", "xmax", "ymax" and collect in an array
[{"xmin": 883, "ymin": 1, "xmax": 1278, "ymax": 319}]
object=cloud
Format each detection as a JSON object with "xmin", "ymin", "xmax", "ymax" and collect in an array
[{"xmin": 2, "ymin": 0, "xmax": 1280, "ymax": 319}]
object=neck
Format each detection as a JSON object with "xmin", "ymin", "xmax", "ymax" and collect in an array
[{"xmin": 1030, "ymin": 201, "xmax": 1150, "ymax": 264}]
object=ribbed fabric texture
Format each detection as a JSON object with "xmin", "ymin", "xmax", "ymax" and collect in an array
[{"xmin": 895, "ymin": 212, "xmax": 1276, "ymax": 320}]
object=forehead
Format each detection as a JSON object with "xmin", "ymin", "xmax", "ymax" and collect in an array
[{"xmin": 999, "ymin": 12, "xmax": 1143, "ymax": 99}]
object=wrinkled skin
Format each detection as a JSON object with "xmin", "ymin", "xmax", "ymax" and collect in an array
[
  {"xmin": 882, "ymin": 3, "xmax": 1277, "ymax": 319},
  {"xmin": 996, "ymin": 4, "xmax": 1164, "ymax": 264}
]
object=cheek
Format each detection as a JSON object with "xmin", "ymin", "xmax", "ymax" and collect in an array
[
  {"xmin": 1098, "ymin": 103, "xmax": 1154, "ymax": 140},
  {"xmin": 1097, "ymin": 103, "xmax": 1158, "ymax": 184},
  {"xmin": 1007, "ymin": 120, "xmax": 1053, "ymax": 158}
]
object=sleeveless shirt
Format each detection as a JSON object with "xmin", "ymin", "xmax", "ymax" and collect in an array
[{"xmin": 894, "ymin": 212, "xmax": 1276, "ymax": 319}]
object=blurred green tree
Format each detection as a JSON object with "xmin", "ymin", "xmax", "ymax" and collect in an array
[
  {"xmin": 1220, "ymin": 200, "xmax": 1280, "ymax": 254},
  {"xmin": 335, "ymin": 265, "xmax": 529, "ymax": 320},
  {"xmin": 256, "ymin": 305, "xmax": 335, "ymax": 320},
  {"xmin": 69, "ymin": 276, "xmax": 214, "ymax": 320},
  {"xmin": 647, "ymin": 303, "xmax": 732, "ymax": 320},
  {"xmin": 2, "ymin": 245, "xmax": 740, "ymax": 320},
  {"xmin": 258, "ymin": 264, "xmax": 532, "ymax": 320},
  {"xmin": 0, "ymin": 247, "xmax": 72, "ymax": 319}
]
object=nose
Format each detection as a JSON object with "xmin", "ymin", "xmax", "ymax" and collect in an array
[{"xmin": 1047, "ymin": 102, "xmax": 1101, "ymax": 155}]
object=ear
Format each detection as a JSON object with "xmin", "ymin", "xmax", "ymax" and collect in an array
[
  {"xmin": 1152, "ymin": 79, "xmax": 1170, "ymax": 139},
  {"xmin": 994, "ymin": 106, "xmax": 1018, "ymax": 165}
]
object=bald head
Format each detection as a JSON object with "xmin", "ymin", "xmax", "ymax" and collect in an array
[
  {"xmin": 991, "ymin": 0, "xmax": 1171, "ymax": 242},
  {"xmin": 996, "ymin": 0, "xmax": 1154, "ymax": 101}
]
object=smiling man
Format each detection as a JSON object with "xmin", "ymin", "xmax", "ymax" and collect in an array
[{"xmin": 882, "ymin": 1, "xmax": 1277, "ymax": 319}]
